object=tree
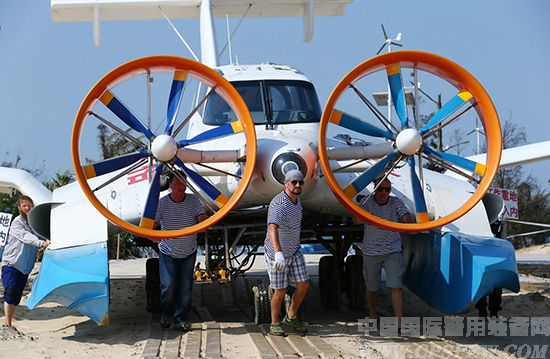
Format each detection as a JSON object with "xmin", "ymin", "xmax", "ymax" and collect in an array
[{"xmin": 94, "ymin": 124, "xmax": 144, "ymax": 259}]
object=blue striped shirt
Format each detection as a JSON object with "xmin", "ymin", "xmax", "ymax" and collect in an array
[
  {"xmin": 264, "ymin": 191, "xmax": 303, "ymax": 259},
  {"xmin": 360, "ymin": 195, "xmax": 409, "ymax": 256},
  {"xmin": 155, "ymin": 194, "xmax": 205, "ymax": 258}
]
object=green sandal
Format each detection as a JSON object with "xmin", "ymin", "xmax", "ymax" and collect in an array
[
  {"xmin": 269, "ymin": 323, "xmax": 286, "ymax": 336},
  {"xmin": 283, "ymin": 315, "xmax": 307, "ymax": 335}
]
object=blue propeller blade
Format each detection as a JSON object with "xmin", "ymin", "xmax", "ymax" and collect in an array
[
  {"xmin": 140, "ymin": 163, "xmax": 163, "ymax": 229},
  {"xmin": 179, "ymin": 121, "xmax": 245, "ymax": 146},
  {"xmin": 165, "ymin": 70, "xmax": 187, "ymax": 135},
  {"xmin": 99, "ymin": 90, "xmax": 155, "ymax": 140},
  {"xmin": 408, "ymin": 157, "xmax": 429, "ymax": 223},
  {"xmin": 176, "ymin": 159, "xmax": 228, "ymax": 207},
  {"xmin": 420, "ymin": 91, "xmax": 472, "ymax": 135},
  {"xmin": 329, "ymin": 110, "xmax": 394, "ymax": 140},
  {"xmin": 386, "ymin": 64, "xmax": 409, "ymax": 129},
  {"xmin": 82, "ymin": 150, "xmax": 149, "ymax": 179},
  {"xmin": 424, "ymin": 146, "xmax": 486, "ymax": 176},
  {"xmin": 343, "ymin": 151, "xmax": 399, "ymax": 199}
]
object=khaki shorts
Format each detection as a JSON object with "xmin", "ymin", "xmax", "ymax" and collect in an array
[{"xmin": 363, "ymin": 252, "xmax": 404, "ymax": 291}]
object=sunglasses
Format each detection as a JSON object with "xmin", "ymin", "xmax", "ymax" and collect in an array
[
  {"xmin": 290, "ymin": 180, "xmax": 304, "ymax": 186},
  {"xmin": 376, "ymin": 186, "xmax": 391, "ymax": 193}
]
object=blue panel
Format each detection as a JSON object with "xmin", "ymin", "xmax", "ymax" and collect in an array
[
  {"xmin": 26, "ymin": 242, "xmax": 109, "ymax": 325},
  {"xmin": 402, "ymin": 232, "xmax": 520, "ymax": 313},
  {"xmin": 141, "ymin": 163, "xmax": 163, "ymax": 224}
]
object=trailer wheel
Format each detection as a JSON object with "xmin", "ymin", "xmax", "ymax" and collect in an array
[
  {"xmin": 319, "ymin": 255, "xmax": 341, "ymax": 309},
  {"xmin": 345, "ymin": 255, "xmax": 366, "ymax": 309},
  {"xmin": 252, "ymin": 283, "xmax": 271, "ymax": 325}
]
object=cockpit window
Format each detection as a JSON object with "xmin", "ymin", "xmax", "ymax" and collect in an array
[{"xmin": 203, "ymin": 80, "xmax": 321, "ymax": 126}]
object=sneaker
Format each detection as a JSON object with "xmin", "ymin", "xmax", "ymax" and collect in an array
[
  {"xmin": 175, "ymin": 322, "xmax": 191, "ymax": 332},
  {"xmin": 269, "ymin": 323, "xmax": 286, "ymax": 337},
  {"xmin": 283, "ymin": 315, "xmax": 307, "ymax": 335}
]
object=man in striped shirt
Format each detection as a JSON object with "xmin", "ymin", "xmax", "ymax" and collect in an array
[
  {"xmin": 155, "ymin": 172, "xmax": 207, "ymax": 332},
  {"xmin": 264, "ymin": 170, "xmax": 310, "ymax": 336},
  {"xmin": 357, "ymin": 178, "xmax": 413, "ymax": 328}
]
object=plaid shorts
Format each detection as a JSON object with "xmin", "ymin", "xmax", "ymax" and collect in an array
[{"xmin": 265, "ymin": 250, "xmax": 309, "ymax": 289}]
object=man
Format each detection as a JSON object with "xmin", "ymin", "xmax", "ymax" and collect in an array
[
  {"xmin": 356, "ymin": 178, "xmax": 413, "ymax": 328},
  {"xmin": 264, "ymin": 169, "xmax": 310, "ymax": 336},
  {"xmin": 1, "ymin": 195, "xmax": 50, "ymax": 327},
  {"xmin": 155, "ymin": 172, "xmax": 207, "ymax": 331}
]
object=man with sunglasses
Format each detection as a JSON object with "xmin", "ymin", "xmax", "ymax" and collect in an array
[
  {"xmin": 356, "ymin": 177, "xmax": 413, "ymax": 331},
  {"xmin": 264, "ymin": 169, "xmax": 310, "ymax": 336}
]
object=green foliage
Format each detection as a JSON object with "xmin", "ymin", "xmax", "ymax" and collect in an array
[{"xmin": 107, "ymin": 232, "xmax": 142, "ymax": 259}]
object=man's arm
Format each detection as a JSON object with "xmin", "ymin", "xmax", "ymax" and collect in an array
[
  {"xmin": 267, "ymin": 223, "xmax": 283, "ymax": 253},
  {"xmin": 10, "ymin": 219, "xmax": 44, "ymax": 247},
  {"xmin": 197, "ymin": 213, "xmax": 208, "ymax": 223},
  {"xmin": 399, "ymin": 212, "xmax": 414, "ymax": 223}
]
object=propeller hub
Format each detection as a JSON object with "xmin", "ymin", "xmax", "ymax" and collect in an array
[
  {"xmin": 395, "ymin": 128, "xmax": 422, "ymax": 155},
  {"xmin": 151, "ymin": 134, "xmax": 177, "ymax": 162}
]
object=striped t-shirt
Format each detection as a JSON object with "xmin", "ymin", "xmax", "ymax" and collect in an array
[
  {"xmin": 155, "ymin": 193, "xmax": 206, "ymax": 258},
  {"xmin": 264, "ymin": 191, "xmax": 303, "ymax": 259},
  {"xmin": 360, "ymin": 195, "xmax": 409, "ymax": 256}
]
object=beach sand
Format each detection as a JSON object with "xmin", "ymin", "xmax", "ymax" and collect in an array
[{"xmin": 1, "ymin": 252, "xmax": 549, "ymax": 358}]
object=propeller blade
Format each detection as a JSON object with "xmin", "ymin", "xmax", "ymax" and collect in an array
[
  {"xmin": 165, "ymin": 70, "xmax": 187, "ymax": 135},
  {"xmin": 420, "ymin": 91, "xmax": 473, "ymax": 134},
  {"xmin": 391, "ymin": 42, "xmax": 403, "ymax": 47},
  {"xmin": 179, "ymin": 120, "xmax": 245, "ymax": 146},
  {"xmin": 82, "ymin": 150, "xmax": 149, "ymax": 179},
  {"xmin": 376, "ymin": 43, "xmax": 387, "ymax": 55},
  {"xmin": 408, "ymin": 157, "xmax": 429, "ymax": 223},
  {"xmin": 424, "ymin": 146, "xmax": 486, "ymax": 175},
  {"xmin": 176, "ymin": 159, "xmax": 228, "ymax": 208},
  {"xmin": 140, "ymin": 163, "xmax": 163, "ymax": 229},
  {"xmin": 381, "ymin": 24, "xmax": 388, "ymax": 39},
  {"xmin": 343, "ymin": 151, "xmax": 398, "ymax": 199},
  {"xmin": 386, "ymin": 64, "xmax": 409, "ymax": 129},
  {"xmin": 99, "ymin": 90, "xmax": 155, "ymax": 140},
  {"xmin": 329, "ymin": 110, "xmax": 394, "ymax": 140}
]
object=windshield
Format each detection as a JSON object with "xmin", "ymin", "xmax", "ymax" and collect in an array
[{"xmin": 203, "ymin": 80, "xmax": 322, "ymax": 126}]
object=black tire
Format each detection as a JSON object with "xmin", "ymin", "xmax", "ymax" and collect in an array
[
  {"xmin": 345, "ymin": 255, "xmax": 366, "ymax": 309},
  {"xmin": 252, "ymin": 283, "xmax": 271, "ymax": 325},
  {"xmin": 319, "ymin": 255, "xmax": 341, "ymax": 310},
  {"xmin": 145, "ymin": 257, "xmax": 161, "ymax": 313}
]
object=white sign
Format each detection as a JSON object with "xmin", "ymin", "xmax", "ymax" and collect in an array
[
  {"xmin": 0, "ymin": 212, "xmax": 13, "ymax": 247},
  {"xmin": 488, "ymin": 187, "xmax": 519, "ymax": 219}
]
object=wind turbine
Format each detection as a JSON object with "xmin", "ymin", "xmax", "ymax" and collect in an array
[{"xmin": 376, "ymin": 24, "xmax": 403, "ymax": 55}]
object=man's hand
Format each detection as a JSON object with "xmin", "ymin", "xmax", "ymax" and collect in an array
[{"xmin": 274, "ymin": 252, "xmax": 286, "ymax": 272}]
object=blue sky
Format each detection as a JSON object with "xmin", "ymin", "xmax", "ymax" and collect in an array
[{"xmin": 1, "ymin": 0, "xmax": 549, "ymax": 188}]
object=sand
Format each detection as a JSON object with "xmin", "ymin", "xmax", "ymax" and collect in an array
[{"xmin": 1, "ymin": 251, "xmax": 549, "ymax": 358}]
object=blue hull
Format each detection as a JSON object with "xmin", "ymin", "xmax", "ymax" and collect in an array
[
  {"xmin": 402, "ymin": 232, "xmax": 520, "ymax": 313},
  {"xmin": 26, "ymin": 242, "xmax": 110, "ymax": 326}
]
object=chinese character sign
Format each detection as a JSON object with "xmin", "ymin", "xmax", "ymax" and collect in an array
[
  {"xmin": 0, "ymin": 212, "xmax": 13, "ymax": 247},
  {"xmin": 489, "ymin": 187, "xmax": 519, "ymax": 219}
]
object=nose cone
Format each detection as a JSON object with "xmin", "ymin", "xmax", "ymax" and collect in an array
[{"xmin": 271, "ymin": 152, "xmax": 307, "ymax": 185}]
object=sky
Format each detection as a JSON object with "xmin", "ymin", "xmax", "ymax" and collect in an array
[{"xmin": 1, "ymin": 0, "xmax": 549, "ymax": 188}]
